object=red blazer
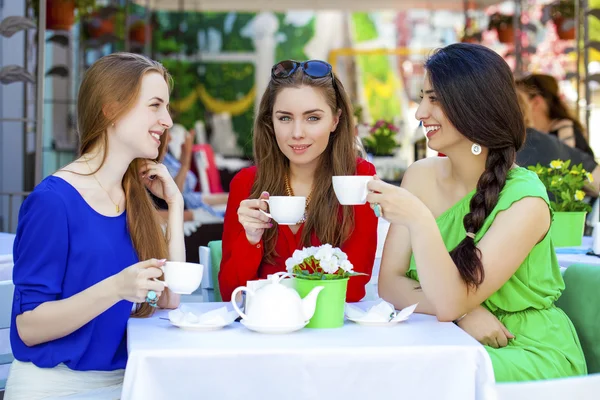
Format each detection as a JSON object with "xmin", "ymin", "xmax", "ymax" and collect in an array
[{"xmin": 219, "ymin": 159, "xmax": 378, "ymax": 302}]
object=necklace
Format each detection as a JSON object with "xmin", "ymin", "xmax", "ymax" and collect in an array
[
  {"xmin": 84, "ymin": 157, "xmax": 122, "ymax": 213},
  {"xmin": 284, "ymin": 173, "xmax": 312, "ymax": 224}
]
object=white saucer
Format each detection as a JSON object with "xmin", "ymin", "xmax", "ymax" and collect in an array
[
  {"xmin": 169, "ymin": 320, "xmax": 233, "ymax": 331},
  {"xmin": 167, "ymin": 307, "xmax": 237, "ymax": 331},
  {"xmin": 240, "ymin": 319, "xmax": 308, "ymax": 334},
  {"xmin": 346, "ymin": 316, "xmax": 408, "ymax": 327}
]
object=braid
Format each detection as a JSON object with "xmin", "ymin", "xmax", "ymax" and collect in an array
[{"xmin": 449, "ymin": 147, "xmax": 515, "ymax": 288}]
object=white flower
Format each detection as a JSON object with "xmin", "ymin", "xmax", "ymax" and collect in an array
[
  {"xmin": 304, "ymin": 246, "xmax": 318, "ymax": 257},
  {"xmin": 292, "ymin": 249, "xmax": 308, "ymax": 264},
  {"xmin": 320, "ymin": 256, "xmax": 340, "ymax": 274},
  {"xmin": 333, "ymin": 247, "xmax": 348, "ymax": 261},
  {"xmin": 285, "ymin": 257, "xmax": 297, "ymax": 273},
  {"xmin": 315, "ymin": 244, "xmax": 334, "ymax": 261},
  {"xmin": 340, "ymin": 259, "xmax": 354, "ymax": 273}
]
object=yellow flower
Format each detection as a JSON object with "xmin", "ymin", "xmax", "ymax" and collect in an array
[
  {"xmin": 570, "ymin": 170, "xmax": 580, "ymax": 175},
  {"xmin": 550, "ymin": 160, "xmax": 564, "ymax": 169},
  {"xmin": 586, "ymin": 172, "xmax": 594, "ymax": 183},
  {"xmin": 575, "ymin": 190, "xmax": 585, "ymax": 201}
]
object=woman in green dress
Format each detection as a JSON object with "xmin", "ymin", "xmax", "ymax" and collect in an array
[{"xmin": 367, "ymin": 43, "xmax": 586, "ymax": 382}]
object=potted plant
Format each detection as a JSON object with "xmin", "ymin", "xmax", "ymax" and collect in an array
[
  {"xmin": 29, "ymin": 0, "xmax": 96, "ymax": 31},
  {"xmin": 461, "ymin": 30, "xmax": 483, "ymax": 44},
  {"xmin": 285, "ymin": 244, "xmax": 365, "ymax": 328},
  {"xmin": 129, "ymin": 20, "xmax": 148, "ymax": 45},
  {"xmin": 550, "ymin": 0, "xmax": 576, "ymax": 40},
  {"xmin": 488, "ymin": 12, "xmax": 514, "ymax": 44},
  {"xmin": 528, "ymin": 159, "xmax": 593, "ymax": 247},
  {"xmin": 82, "ymin": 6, "xmax": 122, "ymax": 40},
  {"xmin": 361, "ymin": 119, "xmax": 400, "ymax": 157}
]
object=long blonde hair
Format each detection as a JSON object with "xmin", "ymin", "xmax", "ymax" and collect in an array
[
  {"xmin": 251, "ymin": 68, "xmax": 357, "ymax": 263},
  {"xmin": 77, "ymin": 52, "xmax": 171, "ymax": 317}
]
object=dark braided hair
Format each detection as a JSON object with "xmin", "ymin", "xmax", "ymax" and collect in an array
[{"xmin": 425, "ymin": 44, "xmax": 526, "ymax": 289}]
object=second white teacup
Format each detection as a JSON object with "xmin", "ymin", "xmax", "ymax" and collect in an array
[
  {"xmin": 260, "ymin": 196, "xmax": 306, "ymax": 225},
  {"xmin": 161, "ymin": 262, "xmax": 204, "ymax": 294},
  {"xmin": 332, "ymin": 175, "xmax": 373, "ymax": 205}
]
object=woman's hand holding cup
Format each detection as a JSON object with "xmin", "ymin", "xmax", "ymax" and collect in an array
[
  {"xmin": 112, "ymin": 258, "xmax": 167, "ymax": 303},
  {"xmin": 238, "ymin": 191, "xmax": 273, "ymax": 245}
]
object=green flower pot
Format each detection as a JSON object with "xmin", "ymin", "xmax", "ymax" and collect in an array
[
  {"xmin": 551, "ymin": 211, "xmax": 587, "ymax": 247},
  {"xmin": 295, "ymin": 277, "xmax": 348, "ymax": 329}
]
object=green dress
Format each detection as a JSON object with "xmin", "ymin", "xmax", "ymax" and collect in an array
[{"xmin": 407, "ymin": 167, "xmax": 587, "ymax": 382}]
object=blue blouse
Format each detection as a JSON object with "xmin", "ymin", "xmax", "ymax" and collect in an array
[{"xmin": 10, "ymin": 176, "xmax": 138, "ymax": 371}]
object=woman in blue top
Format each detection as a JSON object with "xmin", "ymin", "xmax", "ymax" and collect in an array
[{"xmin": 5, "ymin": 52, "xmax": 184, "ymax": 399}]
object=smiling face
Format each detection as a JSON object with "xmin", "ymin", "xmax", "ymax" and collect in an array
[
  {"xmin": 110, "ymin": 72, "xmax": 173, "ymax": 160},
  {"xmin": 415, "ymin": 73, "xmax": 468, "ymax": 153},
  {"xmin": 272, "ymin": 85, "xmax": 340, "ymax": 170}
]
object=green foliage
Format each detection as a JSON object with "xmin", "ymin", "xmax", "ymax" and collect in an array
[
  {"xmin": 528, "ymin": 159, "xmax": 593, "ymax": 213},
  {"xmin": 350, "ymin": 12, "xmax": 403, "ymax": 121},
  {"xmin": 361, "ymin": 120, "xmax": 400, "ymax": 156}
]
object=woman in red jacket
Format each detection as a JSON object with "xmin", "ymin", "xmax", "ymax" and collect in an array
[{"xmin": 219, "ymin": 60, "xmax": 378, "ymax": 302}]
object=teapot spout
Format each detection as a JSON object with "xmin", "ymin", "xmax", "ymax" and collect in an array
[{"xmin": 301, "ymin": 286, "xmax": 325, "ymax": 321}]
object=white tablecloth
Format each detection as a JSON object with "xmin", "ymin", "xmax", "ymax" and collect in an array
[
  {"xmin": 123, "ymin": 303, "xmax": 496, "ymax": 400},
  {"xmin": 555, "ymin": 236, "xmax": 600, "ymax": 268}
]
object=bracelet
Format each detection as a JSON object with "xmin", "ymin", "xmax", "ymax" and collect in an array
[{"xmin": 453, "ymin": 313, "xmax": 467, "ymax": 325}]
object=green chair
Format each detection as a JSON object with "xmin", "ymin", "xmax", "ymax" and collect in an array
[
  {"xmin": 555, "ymin": 263, "xmax": 600, "ymax": 374},
  {"xmin": 208, "ymin": 240, "xmax": 223, "ymax": 302},
  {"xmin": 198, "ymin": 240, "xmax": 223, "ymax": 302}
]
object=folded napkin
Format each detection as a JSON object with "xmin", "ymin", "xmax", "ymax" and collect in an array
[
  {"xmin": 345, "ymin": 300, "xmax": 418, "ymax": 323},
  {"xmin": 168, "ymin": 305, "xmax": 238, "ymax": 326}
]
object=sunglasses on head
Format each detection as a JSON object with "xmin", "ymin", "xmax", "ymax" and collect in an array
[{"xmin": 271, "ymin": 60, "xmax": 338, "ymax": 92}]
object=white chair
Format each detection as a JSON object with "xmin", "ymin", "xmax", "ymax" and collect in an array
[
  {"xmin": 193, "ymin": 149, "xmax": 212, "ymax": 195},
  {"xmin": 0, "ymin": 280, "xmax": 14, "ymax": 329},
  {"xmin": 0, "ymin": 280, "xmax": 15, "ymax": 392},
  {"xmin": 495, "ymin": 373, "xmax": 600, "ymax": 400},
  {"xmin": 199, "ymin": 246, "xmax": 215, "ymax": 302}
]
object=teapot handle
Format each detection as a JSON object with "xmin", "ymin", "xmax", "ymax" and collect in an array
[
  {"xmin": 270, "ymin": 271, "xmax": 294, "ymax": 283},
  {"xmin": 231, "ymin": 286, "xmax": 251, "ymax": 320}
]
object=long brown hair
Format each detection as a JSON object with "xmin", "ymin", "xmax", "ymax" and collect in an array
[
  {"xmin": 425, "ymin": 44, "xmax": 525, "ymax": 289},
  {"xmin": 517, "ymin": 73, "xmax": 585, "ymax": 134},
  {"xmin": 251, "ymin": 67, "xmax": 357, "ymax": 263},
  {"xmin": 77, "ymin": 52, "xmax": 171, "ymax": 317}
]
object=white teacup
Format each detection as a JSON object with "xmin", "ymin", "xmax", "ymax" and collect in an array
[
  {"xmin": 161, "ymin": 262, "xmax": 204, "ymax": 294},
  {"xmin": 259, "ymin": 196, "xmax": 306, "ymax": 225},
  {"xmin": 332, "ymin": 176, "xmax": 373, "ymax": 205}
]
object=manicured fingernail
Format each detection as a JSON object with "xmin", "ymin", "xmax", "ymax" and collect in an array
[
  {"xmin": 268, "ymin": 223, "xmax": 273, "ymax": 228},
  {"xmin": 159, "ymin": 258, "xmax": 167, "ymax": 263}
]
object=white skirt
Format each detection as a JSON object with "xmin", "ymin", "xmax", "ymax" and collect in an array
[{"xmin": 4, "ymin": 360, "xmax": 124, "ymax": 400}]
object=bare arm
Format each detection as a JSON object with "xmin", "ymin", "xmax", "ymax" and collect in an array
[
  {"xmin": 174, "ymin": 133, "xmax": 194, "ymax": 192},
  {"xmin": 410, "ymin": 196, "xmax": 550, "ymax": 321},
  {"xmin": 377, "ymin": 224, "xmax": 437, "ymax": 315},
  {"xmin": 584, "ymin": 165, "xmax": 600, "ymax": 196},
  {"xmin": 202, "ymin": 193, "xmax": 229, "ymax": 206},
  {"xmin": 377, "ymin": 162, "xmax": 438, "ymax": 315},
  {"xmin": 17, "ymin": 260, "xmax": 165, "ymax": 347},
  {"xmin": 552, "ymin": 120, "xmax": 576, "ymax": 148}
]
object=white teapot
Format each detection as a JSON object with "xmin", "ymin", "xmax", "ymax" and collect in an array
[{"xmin": 231, "ymin": 272, "xmax": 324, "ymax": 327}]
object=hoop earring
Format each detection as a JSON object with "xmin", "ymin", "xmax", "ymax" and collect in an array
[{"xmin": 471, "ymin": 143, "xmax": 482, "ymax": 156}]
